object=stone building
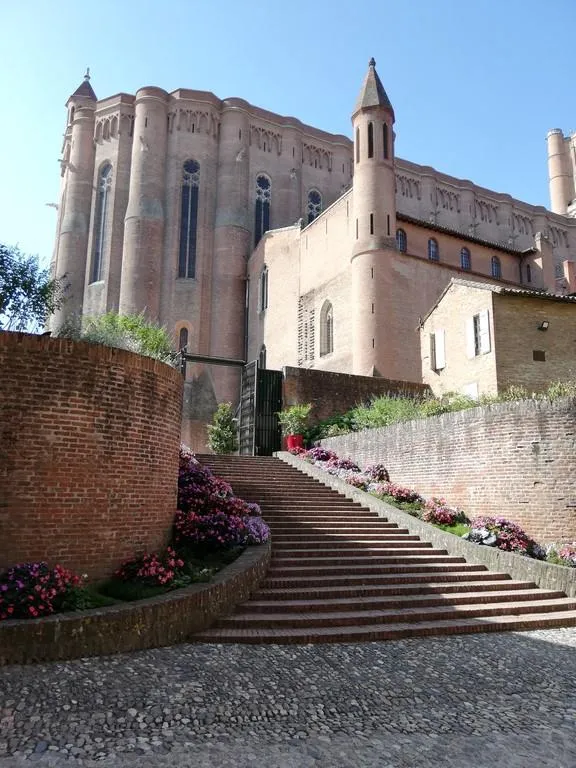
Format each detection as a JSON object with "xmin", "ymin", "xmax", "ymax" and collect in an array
[
  {"xmin": 420, "ymin": 278, "xmax": 576, "ymax": 398},
  {"xmin": 51, "ymin": 61, "xmax": 576, "ymax": 442}
]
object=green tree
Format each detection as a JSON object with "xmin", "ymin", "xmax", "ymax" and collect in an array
[
  {"xmin": 207, "ymin": 403, "xmax": 239, "ymax": 454},
  {"xmin": 0, "ymin": 243, "xmax": 66, "ymax": 331}
]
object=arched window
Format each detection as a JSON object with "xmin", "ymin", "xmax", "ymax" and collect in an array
[
  {"xmin": 320, "ymin": 301, "xmax": 334, "ymax": 356},
  {"xmin": 259, "ymin": 265, "xmax": 268, "ymax": 312},
  {"xmin": 491, "ymin": 255, "xmax": 502, "ymax": 279},
  {"xmin": 355, "ymin": 127, "xmax": 360, "ymax": 163},
  {"xmin": 254, "ymin": 175, "xmax": 271, "ymax": 247},
  {"xmin": 396, "ymin": 228, "xmax": 407, "ymax": 253},
  {"xmin": 307, "ymin": 190, "xmax": 322, "ymax": 224},
  {"xmin": 91, "ymin": 163, "xmax": 112, "ymax": 283},
  {"xmin": 460, "ymin": 247, "xmax": 471, "ymax": 270},
  {"xmin": 178, "ymin": 327, "xmax": 188, "ymax": 351},
  {"xmin": 178, "ymin": 159, "xmax": 200, "ymax": 278},
  {"xmin": 428, "ymin": 238, "xmax": 439, "ymax": 261},
  {"xmin": 367, "ymin": 122, "xmax": 374, "ymax": 159},
  {"xmin": 383, "ymin": 123, "xmax": 389, "ymax": 160},
  {"xmin": 259, "ymin": 345, "xmax": 267, "ymax": 369}
]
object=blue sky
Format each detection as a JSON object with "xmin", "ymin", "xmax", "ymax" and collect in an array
[{"xmin": 1, "ymin": 0, "xmax": 574, "ymax": 268}]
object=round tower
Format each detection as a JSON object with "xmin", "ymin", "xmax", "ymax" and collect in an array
[
  {"xmin": 350, "ymin": 58, "xmax": 397, "ymax": 376},
  {"xmin": 119, "ymin": 86, "xmax": 169, "ymax": 318},
  {"xmin": 209, "ymin": 103, "xmax": 251, "ymax": 402},
  {"xmin": 547, "ymin": 129, "xmax": 574, "ymax": 215},
  {"xmin": 51, "ymin": 71, "xmax": 97, "ymax": 331}
]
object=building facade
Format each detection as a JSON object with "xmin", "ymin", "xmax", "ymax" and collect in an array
[{"xmin": 51, "ymin": 62, "xmax": 576, "ymax": 441}]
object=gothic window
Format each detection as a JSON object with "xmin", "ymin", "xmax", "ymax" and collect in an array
[
  {"xmin": 307, "ymin": 190, "xmax": 322, "ymax": 224},
  {"xmin": 355, "ymin": 128, "xmax": 360, "ymax": 163},
  {"xmin": 259, "ymin": 344, "xmax": 267, "ymax": 369},
  {"xmin": 460, "ymin": 247, "xmax": 471, "ymax": 271},
  {"xmin": 320, "ymin": 300, "xmax": 334, "ymax": 356},
  {"xmin": 428, "ymin": 238, "xmax": 439, "ymax": 262},
  {"xmin": 178, "ymin": 327, "xmax": 189, "ymax": 350},
  {"xmin": 383, "ymin": 123, "xmax": 389, "ymax": 159},
  {"xmin": 90, "ymin": 163, "xmax": 112, "ymax": 283},
  {"xmin": 396, "ymin": 228, "xmax": 407, "ymax": 253},
  {"xmin": 367, "ymin": 122, "xmax": 374, "ymax": 159},
  {"xmin": 491, "ymin": 255, "xmax": 502, "ymax": 279},
  {"xmin": 254, "ymin": 174, "xmax": 271, "ymax": 247},
  {"xmin": 178, "ymin": 159, "xmax": 200, "ymax": 278},
  {"xmin": 258, "ymin": 265, "xmax": 268, "ymax": 312}
]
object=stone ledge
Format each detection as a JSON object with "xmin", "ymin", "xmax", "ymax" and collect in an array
[
  {"xmin": 277, "ymin": 452, "xmax": 576, "ymax": 597},
  {"xmin": 0, "ymin": 541, "xmax": 271, "ymax": 666}
]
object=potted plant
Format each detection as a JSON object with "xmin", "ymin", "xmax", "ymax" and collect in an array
[{"xmin": 277, "ymin": 403, "xmax": 312, "ymax": 450}]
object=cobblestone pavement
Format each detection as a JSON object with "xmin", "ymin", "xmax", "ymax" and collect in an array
[{"xmin": 0, "ymin": 629, "xmax": 575, "ymax": 767}]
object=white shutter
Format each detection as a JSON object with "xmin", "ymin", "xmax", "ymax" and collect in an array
[
  {"xmin": 429, "ymin": 333, "xmax": 436, "ymax": 371},
  {"xmin": 435, "ymin": 329, "xmax": 446, "ymax": 370},
  {"xmin": 479, "ymin": 309, "xmax": 491, "ymax": 354},
  {"xmin": 462, "ymin": 382, "xmax": 479, "ymax": 400},
  {"xmin": 466, "ymin": 317, "xmax": 476, "ymax": 358}
]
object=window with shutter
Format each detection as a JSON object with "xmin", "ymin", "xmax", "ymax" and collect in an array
[{"xmin": 430, "ymin": 330, "xmax": 446, "ymax": 371}]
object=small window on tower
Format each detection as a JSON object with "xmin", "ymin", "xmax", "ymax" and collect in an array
[
  {"xmin": 367, "ymin": 122, "xmax": 374, "ymax": 159},
  {"xmin": 383, "ymin": 123, "xmax": 389, "ymax": 159}
]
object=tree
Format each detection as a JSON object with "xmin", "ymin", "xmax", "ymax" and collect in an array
[
  {"xmin": 0, "ymin": 244, "xmax": 66, "ymax": 331},
  {"xmin": 206, "ymin": 403, "xmax": 239, "ymax": 454}
]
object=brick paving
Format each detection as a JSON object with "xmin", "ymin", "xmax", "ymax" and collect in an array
[{"xmin": 0, "ymin": 630, "xmax": 575, "ymax": 766}]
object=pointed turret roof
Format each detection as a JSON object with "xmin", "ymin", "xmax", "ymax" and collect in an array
[
  {"xmin": 354, "ymin": 58, "xmax": 394, "ymax": 118},
  {"xmin": 68, "ymin": 68, "xmax": 97, "ymax": 102}
]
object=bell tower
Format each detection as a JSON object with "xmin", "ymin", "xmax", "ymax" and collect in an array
[{"xmin": 350, "ymin": 58, "xmax": 397, "ymax": 376}]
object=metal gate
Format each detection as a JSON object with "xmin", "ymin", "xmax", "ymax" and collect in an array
[{"xmin": 238, "ymin": 362, "xmax": 282, "ymax": 455}]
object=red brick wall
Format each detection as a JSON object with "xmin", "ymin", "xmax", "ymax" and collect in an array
[
  {"xmin": 283, "ymin": 366, "xmax": 430, "ymax": 424},
  {"xmin": 322, "ymin": 398, "xmax": 576, "ymax": 542},
  {"xmin": 0, "ymin": 332, "xmax": 183, "ymax": 579}
]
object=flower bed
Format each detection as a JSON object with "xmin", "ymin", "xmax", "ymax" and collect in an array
[
  {"xmin": 290, "ymin": 446, "xmax": 574, "ymax": 567},
  {"xmin": 1, "ymin": 447, "xmax": 270, "ymax": 622}
]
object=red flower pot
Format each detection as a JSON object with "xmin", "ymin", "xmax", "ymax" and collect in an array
[{"xmin": 286, "ymin": 434, "xmax": 304, "ymax": 450}]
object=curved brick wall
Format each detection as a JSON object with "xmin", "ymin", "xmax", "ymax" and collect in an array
[
  {"xmin": 322, "ymin": 398, "xmax": 576, "ymax": 542},
  {"xmin": 0, "ymin": 332, "xmax": 183, "ymax": 579}
]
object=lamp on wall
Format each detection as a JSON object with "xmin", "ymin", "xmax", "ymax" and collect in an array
[{"xmin": 538, "ymin": 320, "xmax": 550, "ymax": 331}]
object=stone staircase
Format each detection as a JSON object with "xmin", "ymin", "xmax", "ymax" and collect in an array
[{"xmin": 193, "ymin": 455, "xmax": 576, "ymax": 644}]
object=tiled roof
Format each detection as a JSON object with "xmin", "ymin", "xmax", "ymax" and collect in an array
[
  {"xmin": 69, "ymin": 70, "xmax": 97, "ymax": 102},
  {"xmin": 354, "ymin": 58, "xmax": 394, "ymax": 116},
  {"xmin": 397, "ymin": 213, "xmax": 534, "ymax": 256},
  {"xmin": 451, "ymin": 278, "xmax": 576, "ymax": 302}
]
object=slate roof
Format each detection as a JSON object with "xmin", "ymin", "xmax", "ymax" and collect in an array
[
  {"xmin": 69, "ymin": 70, "xmax": 97, "ymax": 102},
  {"xmin": 354, "ymin": 58, "xmax": 394, "ymax": 116}
]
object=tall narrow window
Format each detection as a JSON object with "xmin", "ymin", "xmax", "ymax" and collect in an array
[
  {"xmin": 259, "ymin": 344, "xmax": 267, "ymax": 369},
  {"xmin": 355, "ymin": 128, "xmax": 360, "ymax": 163},
  {"xmin": 91, "ymin": 163, "xmax": 112, "ymax": 283},
  {"xmin": 258, "ymin": 265, "xmax": 268, "ymax": 312},
  {"xmin": 320, "ymin": 300, "xmax": 334, "ymax": 356},
  {"xmin": 307, "ymin": 189, "xmax": 322, "ymax": 224},
  {"xmin": 254, "ymin": 174, "xmax": 271, "ymax": 247},
  {"xmin": 367, "ymin": 122, "xmax": 374, "ymax": 158},
  {"xmin": 526, "ymin": 263, "xmax": 532, "ymax": 283},
  {"xmin": 460, "ymin": 247, "xmax": 471, "ymax": 270},
  {"xmin": 383, "ymin": 123, "xmax": 389, "ymax": 159},
  {"xmin": 178, "ymin": 159, "xmax": 200, "ymax": 278},
  {"xmin": 178, "ymin": 327, "xmax": 189, "ymax": 351},
  {"xmin": 396, "ymin": 228, "xmax": 407, "ymax": 253},
  {"xmin": 370, "ymin": 213, "xmax": 374, "ymax": 235},
  {"xmin": 491, "ymin": 255, "xmax": 502, "ymax": 279},
  {"xmin": 428, "ymin": 238, "xmax": 439, "ymax": 261}
]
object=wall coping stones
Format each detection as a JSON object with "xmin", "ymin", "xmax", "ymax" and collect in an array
[
  {"xmin": 277, "ymin": 452, "xmax": 576, "ymax": 598},
  {"xmin": 0, "ymin": 541, "xmax": 271, "ymax": 666}
]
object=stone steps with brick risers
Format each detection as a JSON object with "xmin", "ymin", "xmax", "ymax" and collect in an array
[{"xmin": 193, "ymin": 455, "xmax": 576, "ymax": 644}]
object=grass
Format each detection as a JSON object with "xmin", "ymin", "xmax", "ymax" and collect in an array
[
  {"xmin": 305, "ymin": 381, "xmax": 576, "ymax": 441},
  {"xmin": 433, "ymin": 522, "xmax": 471, "ymax": 537}
]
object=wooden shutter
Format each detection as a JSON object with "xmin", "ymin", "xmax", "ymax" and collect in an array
[
  {"xmin": 479, "ymin": 310, "xmax": 491, "ymax": 354},
  {"xmin": 435, "ymin": 330, "xmax": 446, "ymax": 370}
]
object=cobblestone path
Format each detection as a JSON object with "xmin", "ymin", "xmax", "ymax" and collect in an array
[{"xmin": 1, "ymin": 629, "xmax": 575, "ymax": 767}]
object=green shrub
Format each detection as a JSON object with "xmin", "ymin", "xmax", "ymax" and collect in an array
[
  {"xmin": 57, "ymin": 312, "xmax": 176, "ymax": 365},
  {"xmin": 207, "ymin": 402, "xmax": 238, "ymax": 454}
]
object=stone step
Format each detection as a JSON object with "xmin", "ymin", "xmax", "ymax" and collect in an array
[
  {"xmin": 270, "ymin": 537, "xmax": 423, "ymax": 547},
  {"xmin": 262, "ymin": 564, "xmax": 489, "ymax": 587},
  {"xmin": 266, "ymin": 525, "xmax": 403, "ymax": 533},
  {"xmin": 271, "ymin": 549, "xmax": 446, "ymax": 566},
  {"xmin": 242, "ymin": 588, "xmax": 564, "ymax": 614},
  {"xmin": 218, "ymin": 598, "xmax": 576, "ymax": 629},
  {"xmin": 254, "ymin": 577, "xmax": 530, "ymax": 600},
  {"xmin": 271, "ymin": 544, "xmax": 434, "ymax": 556},
  {"xmin": 193, "ymin": 610, "xmax": 576, "ymax": 644},
  {"xmin": 269, "ymin": 555, "xmax": 463, "ymax": 574}
]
